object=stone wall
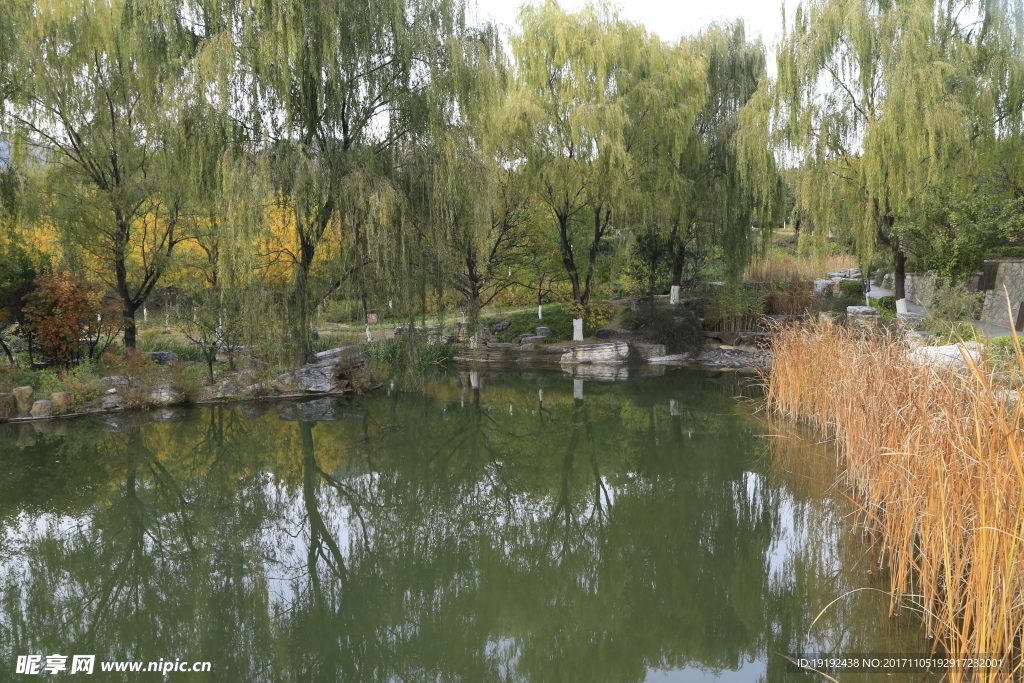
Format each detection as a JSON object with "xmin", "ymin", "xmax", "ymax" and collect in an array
[{"xmin": 981, "ymin": 260, "xmax": 1024, "ymax": 330}]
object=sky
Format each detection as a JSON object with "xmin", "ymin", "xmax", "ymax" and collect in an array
[{"xmin": 469, "ymin": 0, "xmax": 787, "ymax": 54}]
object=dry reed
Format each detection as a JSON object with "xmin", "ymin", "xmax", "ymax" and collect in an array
[
  {"xmin": 766, "ymin": 320, "xmax": 1024, "ymax": 681},
  {"xmin": 745, "ymin": 253, "xmax": 858, "ymax": 282}
]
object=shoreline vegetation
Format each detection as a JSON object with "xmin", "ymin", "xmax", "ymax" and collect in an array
[{"xmin": 766, "ymin": 319, "xmax": 1024, "ymax": 680}]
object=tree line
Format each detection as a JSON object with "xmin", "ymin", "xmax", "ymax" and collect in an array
[{"xmin": 0, "ymin": 0, "xmax": 1022, "ymax": 363}]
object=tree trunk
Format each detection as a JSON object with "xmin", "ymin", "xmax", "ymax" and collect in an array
[
  {"xmin": 123, "ymin": 304, "xmax": 138, "ymax": 349},
  {"xmin": 893, "ymin": 246, "xmax": 908, "ymax": 313}
]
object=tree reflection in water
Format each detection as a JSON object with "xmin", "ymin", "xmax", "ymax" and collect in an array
[{"xmin": 0, "ymin": 369, "xmax": 933, "ymax": 682}]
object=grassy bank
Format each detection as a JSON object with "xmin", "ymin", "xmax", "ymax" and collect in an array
[{"xmin": 766, "ymin": 322, "xmax": 1024, "ymax": 681}]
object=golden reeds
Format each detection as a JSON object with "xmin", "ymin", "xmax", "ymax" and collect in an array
[
  {"xmin": 766, "ymin": 321, "xmax": 1024, "ymax": 681},
  {"xmin": 745, "ymin": 253, "xmax": 858, "ymax": 282}
]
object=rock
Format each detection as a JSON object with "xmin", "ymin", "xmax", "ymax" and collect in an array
[
  {"xmin": 101, "ymin": 393, "xmax": 122, "ymax": 409},
  {"xmin": 484, "ymin": 342, "xmax": 517, "ymax": 349},
  {"xmin": 518, "ymin": 335, "xmax": 546, "ymax": 344},
  {"xmin": 145, "ymin": 350, "xmax": 179, "ymax": 364},
  {"xmin": 519, "ymin": 343, "xmax": 535, "ymax": 351},
  {"xmin": 12, "ymin": 386, "xmax": 34, "ymax": 414},
  {"xmin": 0, "ymin": 393, "xmax": 16, "ymax": 420},
  {"xmin": 813, "ymin": 279, "xmax": 832, "ymax": 293},
  {"xmin": 453, "ymin": 322, "xmax": 471, "ymax": 342},
  {"xmin": 218, "ymin": 380, "xmax": 239, "ymax": 396},
  {"xmin": 274, "ymin": 346, "xmax": 370, "ymax": 393},
  {"xmin": 440, "ymin": 335, "xmax": 455, "ymax": 345},
  {"xmin": 490, "ymin": 320, "xmax": 512, "ymax": 333},
  {"xmin": 909, "ymin": 342, "xmax": 983, "ymax": 368},
  {"xmin": 847, "ymin": 305, "xmax": 881, "ymax": 329},
  {"xmin": 535, "ymin": 327, "xmax": 551, "ymax": 337},
  {"xmin": 148, "ymin": 386, "xmax": 185, "ymax": 406},
  {"xmin": 630, "ymin": 343, "xmax": 666, "ymax": 359},
  {"xmin": 480, "ymin": 335, "xmax": 498, "ymax": 344},
  {"xmin": 51, "ymin": 392, "xmax": 73, "ymax": 412},
  {"xmin": 29, "ymin": 400, "xmax": 53, "ymax": 418},
  {"xmin": 100, "ymin": 376, "xmax": 132, "ymax": 388},
  {"xmin": 560, "ymin": 342, "xmax": 630, "ymax": 364}
]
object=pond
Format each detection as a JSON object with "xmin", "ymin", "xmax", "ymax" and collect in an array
[{"xmin": 0, "ymin": 367, "xmax": 935, "ymax": 681}]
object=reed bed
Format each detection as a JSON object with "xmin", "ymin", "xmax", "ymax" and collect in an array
[
  {"xmin": 766, "ymin": 321, "xmax": 1024, "ymax": 681},
  {"xmin": 745, "ymin": 253, "xmax": 858, "ymax": 282}
]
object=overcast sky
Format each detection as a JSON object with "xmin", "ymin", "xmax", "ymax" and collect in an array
[{"xmin": 469, "ymin": 0, "xmax": 787, "ymax": 59}]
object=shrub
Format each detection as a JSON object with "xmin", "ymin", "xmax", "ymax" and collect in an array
[
  {"xmin": 22, "ymin": 272, "xmax": 123, "ymax": 364},
  {"xmin": 876, "ymin": 295, "xmax": 897, "ymax": 313},
  {"xmin": 567, "ymin": 302, "xmax": 615, "ymax": 333},
  {"xmin": 61, "ymin": 361, "xmax": 103, "ymax": 407},
  {"xmin": 839, "ymin": 279, "xmax": 865, "ymax": 299}
]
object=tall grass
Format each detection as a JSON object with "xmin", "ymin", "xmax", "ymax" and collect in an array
[
  {"xmin": 766, "ymin": 321, "xmax": 1024, "ymax": 681},
  {"xmin": 745, "ymin": 253, "xmax": 858, "ymax": 282}
]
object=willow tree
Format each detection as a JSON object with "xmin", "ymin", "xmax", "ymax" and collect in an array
[
  {"xmin": 231, "ymin": 0, "xmax": 466, "ymax": 361},
  {"xmin": 0, "ymin": 0, "xmax": 214, "ymax": 348},
  {"xmin": 510, "ymin": 2, "xmax": 705, "ymax": 339},
  {"xmin": 770, "ymin": 0, "xmax": 1024, "ymax": 311}
]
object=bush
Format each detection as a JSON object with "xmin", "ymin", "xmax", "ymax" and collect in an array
[
  {"xmin": 621, "ymin": 307, "xmax": 704, "ymax": 356},
  {"xmin": 840, "ymin": 279, "xmax": 865, "ymax": 299},
  {"xmin": 876, "ymin": 295, "xmax": 897, "ymax": 313}
]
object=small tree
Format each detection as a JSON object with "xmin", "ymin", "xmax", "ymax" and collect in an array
[
  {"xmin": 178, "ymin": 289, "xmax": 242, "ymax": 384},
  {"xmin": 21, "ymin": 273, "xmax": 123, "ymax": 365}
]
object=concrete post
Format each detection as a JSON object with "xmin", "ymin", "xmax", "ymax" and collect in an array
[
  {"xmin": 670, "ymin": 285, "xmax": 680, "ymax": 305},
  {"xmin": 573, "ymin": 379, "xmax": 583, "ymax": 401},
  {"xmin": 572, "ymin": 318, "xmax": 584, "ymax": 341}
]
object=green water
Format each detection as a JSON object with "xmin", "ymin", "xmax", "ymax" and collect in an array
[{"xmin": 0, "ymin": 367, "xmax": 931, "ymax": 681}]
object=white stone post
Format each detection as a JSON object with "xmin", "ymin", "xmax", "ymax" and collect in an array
[
  {"xmin": 670, "ymin": 285, "xmax": 680, "ymax": 305},
  {"xmin": 538, "ymin": 304, "xmax": 543, "ymax": 319},
  {"xmin": 470, "ymin": 370, "xmax": 480, "ymax": 389},
  {"xmin": 143, "ymin": 305, "xmax": 148, "ymax": 323},
  {"xmin": 573, "ymin": 379, "xmax": 584, "ymax": 401},
  {"xmin": 572, "ymin": 317, "xmax": 584, "ymax": 341},
  {"xmin": 538, "ymin": 388, "xmax": 544, "ymax": 403},
  {"xmin": 896, "ymin": 298, "xmax": 908, "ymax": 314},
  {"xmin": 365, "ymin": 323, "xmax": 372, "ymax": 342}
]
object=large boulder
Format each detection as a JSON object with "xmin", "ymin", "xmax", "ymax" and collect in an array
[
  {"xmin": 273, "ymin": 346, "xmax": 371, "ymax": 394},
  {"xmin": 51, "ymin": 392, "xmax": 73, "ymax": 412},
  {"xmin": 490, "ymin": 320, "xmax": 512, "ymax": 333},
  {"xmin": 29, "ymin": 400, "xmax": 53, "ymax": 418},
  {"xmin": 560, "ymin": 342, "xmax": 630, "ymax": 364},
  {"xmin": 12, "ymin": 386, "xmax": 34, "ymax": 415},
  {"xmin": 148, "ymin": 386, "xmax": 186, "ymax": 406}
]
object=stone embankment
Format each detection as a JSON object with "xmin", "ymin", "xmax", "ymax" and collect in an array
[{"xmin": 0, "ymin": 346, "xmax": 374, "ymax": 424}]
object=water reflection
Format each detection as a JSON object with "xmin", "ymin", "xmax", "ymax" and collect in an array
[{"xmin": 0, "ymin": 368, "xmax": 930, "ymax": 681}]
